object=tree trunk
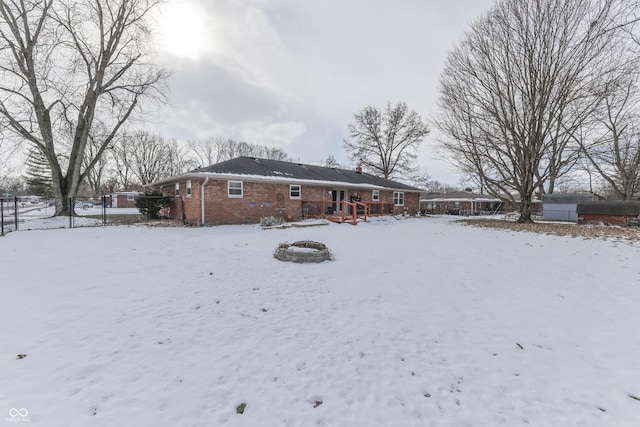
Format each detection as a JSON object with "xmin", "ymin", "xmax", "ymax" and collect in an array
[
  {"xmin": 517, "ymin": 197, "xmax": 535, "ymax": 223},
  {"xmin": 55, "ymin": 196, "xmax": 72, "ymax": 216},
  {"xmin": 52, "ymin": 173, "xmax": 79, "ymax": 216},
  {"xmin": 0, "ymin": 0, "xmax": 168, "ymax": 217}
]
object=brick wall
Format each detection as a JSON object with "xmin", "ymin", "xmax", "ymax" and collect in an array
[
  {"xmin": 404, "ymin": 192, "xmax": 419, "ymax": 216},
  {"xmin": 198, "ymin": 180, "xmax": 305, "ymax": 225}
]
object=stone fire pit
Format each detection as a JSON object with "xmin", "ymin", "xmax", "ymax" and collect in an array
[{"xmin": 273, "ymin": 240, "xmax": 333, "ymax": 263}]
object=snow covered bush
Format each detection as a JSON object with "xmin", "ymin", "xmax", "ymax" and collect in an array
[{"xmin": 260, "ymin": 216, "xmax": 285, "ymax": 227}]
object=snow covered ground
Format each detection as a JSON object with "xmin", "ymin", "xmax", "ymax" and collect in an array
[
  {"xmin": 1, "ymin": 216, "xmax": 640, "ymax": 426},
  {"xmin": 1, "ymin": 206, "xmax": 141, "ymax": 232}
]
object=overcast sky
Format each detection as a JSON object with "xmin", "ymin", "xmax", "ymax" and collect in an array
[{"xmin": 150, "ymin": 0, "xmax": 495, "ymax": 183}]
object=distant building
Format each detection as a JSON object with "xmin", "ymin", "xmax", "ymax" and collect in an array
[
  {"xmin": 420, "ymin": 191, "xmax": 503, "ymax": 215},
  {"xmin": 108, "ymin": 191, "xmax": 139, "ymax": 208},
  {"xmin": 542, "ymin": 193, "xmax": 597, "ymax": 222},
  {"xmin": 577, "ymin": 201, "xmax": 640, "ymax": 225}
]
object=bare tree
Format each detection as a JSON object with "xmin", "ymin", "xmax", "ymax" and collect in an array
[
  {"xmin": 186, "ymin": 137, "xmax": 291, "ymax": 167},
  {"xmin": 582, "ymin": 74, "xmax": 640, "ymax": 200},
  {"xmin": 164, "ymin": 138, "xmax": 198, "ymax": 177},
  {"xmin": 0, "ymin": 0, "xmax": 168, "ymax": 214},
  {"xmin": 321, "ymin": 154, "xmax": 344, "ymax": 169},
  {"xmin": 111, "ymin": 132, "xmax": 176, "ymax": 186},
  {"xmin": 111, "ymin": 132, "xmax": 197, "ymax": 187},
  {"xmin": 219, "ymin": 139, "xmax": 289, "ymax": 162},
  {"xmin": 261, "ymin": 146, "xmax": 290, "ymax": 161},
  {"xmin": 110, "ymin": 135, "xmax": 135, "ymax": 190},
  {"xmin": 188, "ymin": 136, "xmax": 227, "ymax": 168},
  {"xmin": 83, "ymin": 129, "xmax": 112, "ymax": 196},
  {"xmin": 344, "ymin": 101, "xmax": 429, "ymax": 179},
  {"xmin": 127, "ymin": 132, "xmax": 169, "ymax": 185},
  {"xmin": 424, "ymin": 180, "xmax": 460, "ymax": 194},
  {"xmin": 0, "ymin": 174, "xmax": 24, "ymax": 196},
  {"xmin": 434, "ymin": 0, "xmax": 634, "ymax": 222}
]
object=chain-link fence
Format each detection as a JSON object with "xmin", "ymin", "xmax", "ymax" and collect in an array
[{"xmin": 0, "ymin": 195, "xmax": 172, "ymax": 236}]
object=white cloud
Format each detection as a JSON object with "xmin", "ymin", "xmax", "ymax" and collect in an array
[
  {"xmin": 238, "ymin": 120, "xmax": 307, "ymax": 147},
  {"xmin": 152, "ymin": 0, "xmax": 495, "ymax": 182}
]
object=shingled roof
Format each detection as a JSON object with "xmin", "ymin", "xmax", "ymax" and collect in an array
[{"xmin": 155, "ymin": 157, "xmax": 422, "ymax": 191}]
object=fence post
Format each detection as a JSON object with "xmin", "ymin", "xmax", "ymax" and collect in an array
[
  {"xmin": 69, "ymin": 197, "xmax": 73, "ymax": 228},
  {"xmin": 1, "ymin": 198, "xmax": 4, "ymax": 236},
  {"xmin": 14, "ymin": 196, "xmax": 18, "ymax": 231},
  {"xmin": 102, "ymin": 195, "xmax": 107, "ymax": 226}
]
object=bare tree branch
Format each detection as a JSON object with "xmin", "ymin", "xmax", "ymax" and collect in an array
[
  {"xmin": 434, "ymin": 0, "xmax": 635, "ymax": 222},
  {"xmin": 344, "ymin": 101, "xmax": 429, "ymax": 179},
  {"xmin": 0, "ymin": 0, "xmax": 169, "ymax": 214}
]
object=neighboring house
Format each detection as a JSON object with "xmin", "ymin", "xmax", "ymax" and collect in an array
[
  {"xmin": 542, "ymin": 193, "xmax": 597, "ymax": 222},
  {"xmin": 577, "ymin": 201, "xmax": 640, "ymax": 225},
  {"xmin": 108, "ymin": 191, "xmax": 140, "ymax": 208},
  {"xmin": 149, "ymin": 157, "xmax": 422, "ymax": 225},
  {"xmin": 420, "ymin": 191, "xmax": 503, "ymax": 215}
]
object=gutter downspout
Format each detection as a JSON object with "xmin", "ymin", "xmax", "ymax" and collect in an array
[{"xmin": 201, "ymin": 177, "xmax": 210, "ymax": 225}]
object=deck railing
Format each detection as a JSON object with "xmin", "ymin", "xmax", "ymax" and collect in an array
[{"xmin": 301, "ymin": 200, "xmax": 394, "ymax": 220}]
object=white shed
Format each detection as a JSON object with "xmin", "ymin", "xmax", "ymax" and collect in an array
[{"xmin": 542, "ymin": 193, "xmax": 596, "ymax": 222}]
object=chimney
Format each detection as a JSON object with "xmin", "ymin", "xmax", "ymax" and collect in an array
[{"xmin": 355, "ymin": 165, "xmax": 362, "ymax": 174}]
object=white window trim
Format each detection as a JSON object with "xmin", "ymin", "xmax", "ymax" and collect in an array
[
  {"xmin": 228, "ymin": 180, "xmax": 243, "ymax": 198},
  {"xmin": 372, "ymin": 190, "xmax": 379, "ymax": 201},
  {"xmin": 175, "ymin": 183, "xmax": 180, "ymax": 196},
  {"xmin": 186, "ymin": 180, "xmax": 192, "ymax": 197},
  {"xmin": 393, "ymin": 191, "xmax": 404, "ymax": 206},
  {"xmin": 126, "ymin": 194, "xmax": 135, "ymax": 201},
  {"xmin": 290, "ymin": 184, "xmax": 301, "ymax": 199}
]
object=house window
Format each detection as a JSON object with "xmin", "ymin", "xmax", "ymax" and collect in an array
[
  {"xmin": 186, "ymin": 180, "xmax": 192, "ymax": 197},
  {"xmin": 126, "ymin": 194, "xmax": 135, "ymax": 201},
  {"xmin": 228, "ymin": 181, "xmax": 243, "ymax": 197},
  {"xmin": 393, "ymin": 191, "xmax": 404, "ymax": 206},
  {"xmin": 290, "ymin": 184, "xmax": 301, "ymax": 199},
  {"xmin": 175, "ymin": 183, "xmax": 180, "ymax": 196},
  {"xmin": 372, "ymin": 190, "xmax": 379, "ymax": 201}
]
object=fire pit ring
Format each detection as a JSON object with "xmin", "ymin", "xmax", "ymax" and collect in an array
[{"xmin": 274, "ymin": 240, "xmax": 333, "ymax": 263}]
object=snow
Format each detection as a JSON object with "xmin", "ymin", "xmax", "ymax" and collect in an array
[
  {"xmin": 1, "ymin": 216, "xmax": 640, "ymax": 426},
  {"xmin": 1, "ymin": 206, "xmax": 140, "ymax": 232}
]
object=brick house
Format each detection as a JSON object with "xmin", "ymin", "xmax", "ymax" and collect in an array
[{"xmin": 149, "ymin": 157, "xmax": 422, "ymax": 225}]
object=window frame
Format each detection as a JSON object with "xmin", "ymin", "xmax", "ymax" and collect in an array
[
  {"xmin": 393, "ymin": 191, "xmax": 404, "ymax": 206},
  {"xmin": 175, "ymin": 183, "xmax": 180, "ymax": 196},
  {"xmin": 228, "ymin": 181, "xmax": 243, "ymax": 198},
  {"xmin": 289, "ymin": 184, "xmax": 301, "ymax": 199},
  {"xmin": 186, "ymin": 180, "xmax": 192, "ymax": 197},
  {"xmin": 126, "ymin": 194, "xmax": 135, "ymax": 202},
  {"xmin": 372, "ymin": 190, "xmax": 380, "ymax": 201}
]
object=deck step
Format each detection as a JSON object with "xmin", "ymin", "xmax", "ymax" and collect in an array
[{"xmin": 326, "ymin": 215, "xmax": 360, "ymax": 225}]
